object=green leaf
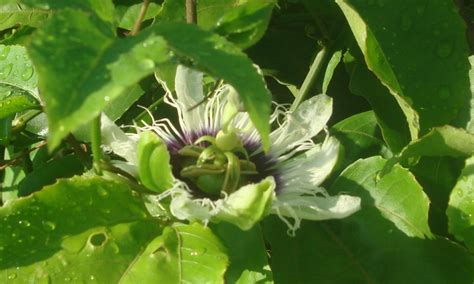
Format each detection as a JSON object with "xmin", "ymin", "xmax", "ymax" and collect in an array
[
  {"xmin": 381, "ymin": 126, "xmax": 474, "ymax": 176},
  {"xmin": 102, "ymin": 84, "xmax": 145, "ymax": 121},
  {"xmin": 0, "ymin": 44, "xmax": 38, "ymax": 98},
  {"xmin": 118, "ymin": 2, "xmax": 161, "ymax": 30},
  {"xmin": 466, "ymin": 55, "xmax": 474, "ymax": 133},
  {"xmin": 447, "ymin": 156, "xmax": 474, "ymax": 253},
  {"xmin": 398, "ymin": 126, "xmax": 474, "ymax": 160},
  {"xmin": 0, "ymin": 175, "xmax": 161, "ymax": 282},
  {"xmin": 156, "ymin": 0, "xmax": 238, "ymax": 29},
  {"xmin": 17, "ymin": 155, "xmax": 84, "ymax": 196},
  {"xmin": 343, "ymin": 156, "xmax": 433, "ymax": 238},
  {"xmin": 211, "ymin": 223, "xmax": 273, "ymax": 284},
  {"xmin": 0, "ymin": 2, "xmax": 50, "ymax": 31},
  {"xmin": 21, "ymin": 0, "xmax": 115, "ymax": 23},
  {"xmin": 264, "ymin": 216, "xmax": 474, "ymax": 284},
  {"xmin": 331, "ymin": 111, "xmax": 386, "ymax": 171},
  {"xmin": 344, "ymin": 50, "xmax": 411, "ymax": 152},
  {"xmin": 29, "ymin": 10, "xmax": 271, "ymax": 150},
  {"xmin": 264, "ymin": 156, "xmax": 474, "ymax": 283},
  {"xmin": 322, "ymin": 50, "xmax": 342, "ymax": 94},
  {"xmin": 28, "ymin": 10, "xmax": 170, "ymax": 150},
  {"xmin": 213, "ymin": 0, "xmax": 276, "ymax": 49},
  {"xmin": 120, "ymin": 222, "xmax": 229, "ymax": 283},
  {"xmin": 0, "ymin": 85, "xmax": 39, "ymax": 119},
  {"xmin": 337, "ymin": 0, "xmax": 470, "ymax": 135}
]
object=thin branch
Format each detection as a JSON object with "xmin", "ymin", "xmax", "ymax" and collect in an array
[
  {"xmin": 0, "ymin": 141, "xmax": 47, "ymax": 170},
  {"xmin": 130, "ymin": 0, "xmax": 151, "ymax": 36},
  {"xmin": 186, "ymin": 0, "xmax": 197, "ymax": 24}
]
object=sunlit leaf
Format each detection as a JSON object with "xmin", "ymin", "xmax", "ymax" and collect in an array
[
  {"xmin": 120, "ymin": 222, "xmax": 229, "ymax": 283},
  {"xmin": 264, "ymin": 157, "xmax": 474, "ymax": 283},
  {"xmin": 0, "ymin": 175, "xmax": 161, "ymax": 282},
  {"xmin": 0, "ymin": 2, "xmax": 50, "ymax": 31},
  {"xmin": 447, "ymin": 156, "xmax": 474, "ymax": 253},
  {"xmin": 337, "ymin": 0, "xmax": 471, "ymax": 138}
]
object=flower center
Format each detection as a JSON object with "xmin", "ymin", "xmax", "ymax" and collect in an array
[{"xmin": 175, "ymin": 130, "xmax": 260, "ymax": 198}]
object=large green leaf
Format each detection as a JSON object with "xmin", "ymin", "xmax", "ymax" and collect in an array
[
  {"xmin": 0, "ymin": 85, "xmax": 39, "ymax": 119},
  {"xmin": 264, "ymin": 157, "xmax": 474, "ymax": 283},
  {"xmin": 344, "ymin": 51, "xmax": 411, "ymax": 152},
  {"xmin": 21, "ymin": 0, "xmax": 115, "ymax": 23},
  {"xmin": 156, "ymin": 0, "xmax": 239, "ymax": 29},
  {"xmin": 0, "ymin": 44, "xmax": 38, "ymax": 98},
  {"xmin": 117, "ymin": 2, "xmax": 161, "ymax": 30},
  {"xmin": 27, "ymin": 9, "xmax": 170, "ymax": 150},
  {"xmin": 0, "ymin": 2, "xmax": 50, "ymax": 31},
  {"xmin": 337, "ymin": 0, "xmax": 471, "ymax": 137},
  {"xmin": 120, "ymin": 222, "xmax": 229, "ymax": 283},
  {"xmin": 29, "ymin": 10, "xmax": 271, "ymax": 150},
  {"xmin": 211, "ymin": 223, "xmax": 272, "ymax": 284},
  {"xmin": 447, "ymin": 156, "xmax": 474, "ymax": 253},
  {"xmin": 156, "ymin": 0, "xmax": 274, "ymax": 49},
  {"xmin": 0, "ymin": 175, "xmax": 162, "ymax": 282},
  {"xmin": 213, "ymin": 0, "xmax": 276, "ymax": 49},
  {"xmin": 380, "ymin": 126, "xmax": 474, "ymax": 176}
]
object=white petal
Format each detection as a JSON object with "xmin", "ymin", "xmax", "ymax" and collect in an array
[
  {"xmin": 269, "ymin": 94, "xmax": 332, "ymax": 158},
  {"xmin": 271, "ymin": 194, "xmax": 361, "ymax": 232},
  {"xmin": 278, "ymin": 136, "xmax": 340, "ymax": 192},
  {"xmin": 175, "ymin": 65, "xmax": 206, "ymax": 133},
  {"xmin": 170, "ymin": 188, "xmax": 213, "ymax": 222},
  {"xmin": 100, "ymin": 114, "xmax": 137, "ymax": 164}
]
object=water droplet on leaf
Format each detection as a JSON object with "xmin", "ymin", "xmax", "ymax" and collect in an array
[
  {"xmin": 42, "ymin": 220, "xmax": 56, "ymax": 231},
  {"xmin": 19, "ymin": 220, "xmax": 31, "ymax": 227},
  {"xmin": 0, "ymin": 46, "xmax": 11, "ymax": 60},
  {"xmin": 21, "ymin": 66, "xmax": 34, "ymax": 81},
  {"xmin": 0, "ymin": 63, "xmax": 13, "ymax": 79},
  {"xmin": 8, "ymin": 273, "xmax": 17, "ymax": 279},
  {"xmin": 97, "ymin": 187, "xmax": 109, "ymax": 197}
]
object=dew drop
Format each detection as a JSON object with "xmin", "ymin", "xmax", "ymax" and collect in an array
[
  {"xmin": 8, "ymin": 273, "xmax": 17, "ymax": 279},
  {"xmin": 19, "ymin": 220, "xmax": 31, "ymax": 227},
  {"xmin": 64, "ymin": 276, "xmax": 71, "ymax": 282},
  {"xmin": 21, "ymin": 66, "xmax": 34, "ymax": 81},
  {"xmin": 436, "ymin": 42, "xmax": 453, "ymax": 58},
  {"xmin": 42, "ymin": 220, "xmax": 56, "ymax": 231},
  {"xmin": 0, "ymin": 46, "xmax": 11, "ymax": 60},
  {"xmin": 457, "ymin": 189, "xmax": 464, "ymax": 197},
  {"xmin": 97, "ymin": 187, "xmax": 109, "ymax": 197},
  {"xmin": 90, "ymin": 275, "xmax": 96, "ymax": 281},
  {"xmin": 0, "ymin": 63, "xmax": 13, "ymax": 79},
  {"xmin": 104, "ymin": 96, "xmax": 110, "ymax": 102}
]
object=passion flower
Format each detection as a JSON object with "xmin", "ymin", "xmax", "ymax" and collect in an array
[{"xmin": 102, "ymin": 65, "xmax": 361, "ymax": 233}]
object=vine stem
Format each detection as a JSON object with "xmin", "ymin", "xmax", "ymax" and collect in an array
[
  {"xmin": 130, "ymin": 0, "xmax": 151, "ymax": 36},
  {"xmin": 186, "ymin": 0, "xmax": 197, "ymax": 24},
  {"xmin": 91, "ymin": 115, "xmax": 103, "ymax": 175},
  {"xmin": 290, "ymin": 46, "xmax": 328, "ymax": 112}
]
